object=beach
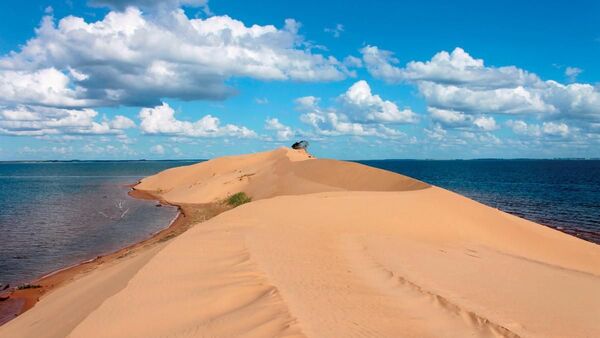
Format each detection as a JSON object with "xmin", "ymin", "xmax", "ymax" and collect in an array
[{"xmin": 1, "ymin": 147, "xmax": 599, "ymax": 337}]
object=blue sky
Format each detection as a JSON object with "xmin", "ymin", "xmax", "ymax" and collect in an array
[{"xmin": 0, "ymin": 0, "xmax": 599, "ymax": 160}]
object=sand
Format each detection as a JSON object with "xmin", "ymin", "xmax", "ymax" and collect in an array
[{"xmin": 1, "ymin": 147, "xmax": 599, "ymax": 337}]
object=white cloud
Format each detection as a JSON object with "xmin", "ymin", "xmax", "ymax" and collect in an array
[
  {"xmin": 150, "ymin": 144, "xmax": 165, "ymax": 154},
  {"xmin": 324, "ymin": 24, "xmax": 344, "ymax": 38},
  {"xmin": 0, "ymin": 8, "xmax": 348, "ymax": 108},
  {"xmin": 507, "ymin": 120, "xmax": 570, "ymax": 138},
  {"xmin": 360, "ymin": 46, "xmax": 404, "ymax": 83},
  {"xmin": 542, "ymin": 82, "xmax": 600, "ymax": 121},
  {"xmin": 110, "ymin": 115, "xmax": 136, "ymax": 129},
  {"xmin": 418, "ymin": 81, "xmax": 552, "ymax": 115},
  {"xmin": 139, "ymin": 102, "xmax": 256, "ymax": 138},
  {"xmin": 565, "ymin": 66, "xmax": 582, "ymax": 82},
  {"xmin": 299, "ymin": 110, "xmax": 405, "ymax": 138},
  {"xmin": 0, "ymin": 105, "xmax": 134, "ymax": 136},
  {"xmin": 542, "ymin": 121, "xmax": 569, "ymax": 137},
  {"xmin": 428, "ymin": 107, "xmax": 470, "ymax": 126},
  {"xmin": 507, "ymin": 120, "xmax": 541, "ymax": 137},
  {"xmin": 0, "ymin": 68, "xmax": 94, "ymax": 108},
  {"xmin": 361, "ymin": 46, "xmax": 600, "ymax": 125},
  {"xmin": 361, "ymin": 46, "xmax": 539, "ymax": 87},
  {"xmin": 339, "ymin": 80, "xmax": 417, "ymax": 123},
  {"xmin": 265, "ymin": 118, "xmax": 294, "ymax": 140},
  {"xmin": 428, "ymin": 107, "xmax": 497, "ymax": 132},
  {"xmin": 255, "ymin": 97, "xmax": 269, "ymax": 105},
  {"xmin": 473, "ymin": 116, "xmax": 497, "ymax": 131},
  {"xmin": 295, "ymin": 81, "xmax": 415, "ymax": 138},
  {"xmin": 295, "ymin": 96, "xmax": 320, "ymax": 111},
  {"xmin": 424, "ymin": 124, "xmax": 447, "ymax": 141}
]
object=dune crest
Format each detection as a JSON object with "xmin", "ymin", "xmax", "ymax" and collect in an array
[
  {"xmin": 1, "ymin": 148, "xmax": 599, "ymax": 338},
  {"xmin": 134, "ymin": 147, "xmax": 429, "ymax": 204}
]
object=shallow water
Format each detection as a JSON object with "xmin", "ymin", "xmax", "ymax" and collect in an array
[
  {"xmin": 357, "ymin": 159, "xmax": 600, "ymax": 244},
  {"xmin": 0, "ymin": 161, "xmax": 193, "ymax": 286}
]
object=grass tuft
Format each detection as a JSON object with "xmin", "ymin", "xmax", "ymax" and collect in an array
[
  {"xmin": 226, "ymin": 192, "xmax": 252, "ymax": 207},
  {"xmin": 17, "ymin": 284, "xmax": 41, "ymax": 290}
]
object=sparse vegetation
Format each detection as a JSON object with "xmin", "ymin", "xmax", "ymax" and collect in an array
[
  {"xmin": 291, "ymin": 140, "xmax": 309, "ymax": 150},
  {"xmin": 158, "ymin": 233, "xmax": 177, "ymax": 242},
  {"xmin": 17, "ymin": 284, "xmax": 41, "ymax": 290},
  {"xmin": 226, "ymin": 192, "xmax": 251, "ymax": 207}
]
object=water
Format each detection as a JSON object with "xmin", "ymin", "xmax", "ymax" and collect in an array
[
  {"xmin": 0, "ymin": 161, "xmax": 196, "ymax": 287},
  {"xmin": 356, "ymin": 159, "xmax": 600, "ymax": 244}
]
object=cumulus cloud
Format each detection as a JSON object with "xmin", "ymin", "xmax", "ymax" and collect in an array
[
  {"xmin": 0, "ymin": 105, "xmax": 134, "ymax": 136},
  {"xmin": 295, "ymin": 81, "xmax": 413, "ymax": 138},
  {"xmin": 110, "ymin": 115, "xmax": 136, "ymax": 129},
  {"xmin": 428, "ymin": 107, "xmax": 470, "ymax": 126},
  {"xmin": 507, "ymin": 120, "xmax": 570, "ymax": 138},
  {"xmin": 0, "ymin": 8, "xmax": 348, "ymax": 108},
  {"xmin": 299, "ymin": 110, "xmax": 406, "ymax": 138},
  {"xmin": 138, "ymin": 102, "xmax": 256, "ymax": 138},
  {"xmin": 295, "ymin": 96, "xmax": 320, "ymax": 111},
  {"xmin": 424, "ymin": 124, "xmax": 447, "ymax": 141},
  {"xmin": 361, "ymin": 46, "xmax": 600, "ymax": 125},
  {"xmin": 265, "ymin": 118, "xmax": 294, "ymax": 141},
  {"xmin": 506, "ymin": 120, "xmax": 539, "ymax": 136},
  {"xmin": 0, "ymin": 68, "xmax": 95, "ymax": 108},
  {"xmin": 425, "ymin": 107, "xmax": 499, "ymax": 144},
  {"xmin": 418, "ymin": 81, "xmax": 552, "ymax": 115},
  {"xmin": 360, "ymin": 46, "xmax": 404, "ymax": 83},
  {"xmin": 339, "ymin": 80, "xmax": 417, "ymax": 123},
  {"xmin": 473, "ymin": 116, "xmax": 497, "ymax": 131},
  {"xmin": 363, "ymin": 46, "xmax": 539, "ymax": 88},
  {"xmin": 542, "ymin": 122, "xmax": 570, "ymax": 137}
]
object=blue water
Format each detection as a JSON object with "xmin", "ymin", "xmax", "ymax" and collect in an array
[
  {"xmin": 356, "ymin": 159, "xmax": 600, "ymax": 244},
  {"xmin": 1, "ymin": 159, "xmax": 598, "ymax": 287},
  {"xmin": 0, "ymin": 161, "xmax": 194, "ymax": 287}
]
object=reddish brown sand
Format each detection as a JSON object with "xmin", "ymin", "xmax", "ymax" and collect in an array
[{"xmin": 1, "ymin": 147, "xmax": 599, "ymax": 338}]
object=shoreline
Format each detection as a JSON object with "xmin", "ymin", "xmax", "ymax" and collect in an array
[{"xmin": 0, "ymin": 184, "xmax": 225, "ymax": 326}]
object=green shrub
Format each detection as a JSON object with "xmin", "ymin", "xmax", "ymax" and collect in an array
[
  {"xmin": 17, "ymin": 284, "xmax": 41, "ymax": 290},
  {"xmin": 227, "ymin": 192, "xmax": 251, "ymax": 207}
]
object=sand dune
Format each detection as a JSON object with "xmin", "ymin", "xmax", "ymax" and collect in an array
[
  {"xmin": 134, "ymin": 147, "xmax": 429, "ymax": 204},
  {"xmin": 1, "ymin": 147, "xmax": 599, "ymax": 338}
]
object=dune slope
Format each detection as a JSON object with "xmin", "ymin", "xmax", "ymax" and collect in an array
[
  {"xmin": 1, "ymin": 148, "xmax": 599, "ymax": 338},
  {"xmin": 134, "ymin": 147, "xmax": 429, "ymax": 204}
]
